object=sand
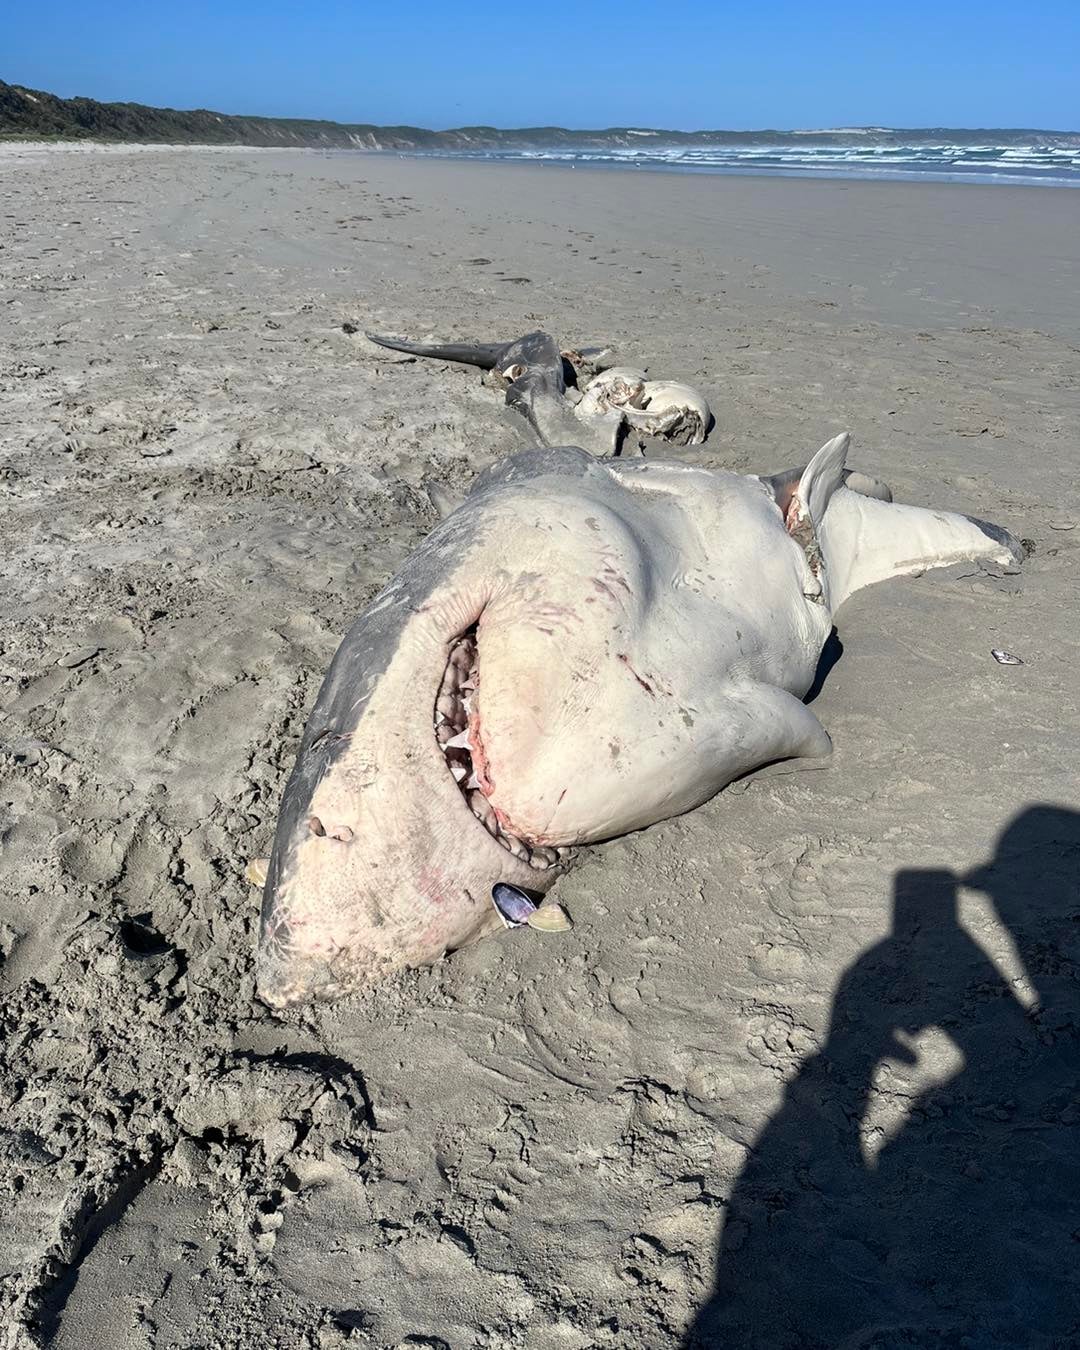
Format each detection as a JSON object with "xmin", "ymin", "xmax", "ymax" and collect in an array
[{"xmin": 1, "ymin": 144, "xmax": 1078, "ymax": 1349}]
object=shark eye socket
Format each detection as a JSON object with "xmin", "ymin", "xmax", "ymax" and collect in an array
[{"xmin": 501, "ymin": 363, "xmax": 526, "ymax": 382}]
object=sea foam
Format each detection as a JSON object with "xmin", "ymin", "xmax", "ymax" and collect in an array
[{"xmin": 414, "ymin": 143, "xmax": 1080, "ymax": 187}]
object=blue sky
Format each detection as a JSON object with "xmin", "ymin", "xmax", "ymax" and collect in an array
[{"xmin": 5, "ymin": 1, "xmax": 1079, "ymax": 130}]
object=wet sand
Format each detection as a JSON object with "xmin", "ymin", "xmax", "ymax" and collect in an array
[{"xmin": 1, "ymin": 144, "xmax": 1079, "ymax": 1348}]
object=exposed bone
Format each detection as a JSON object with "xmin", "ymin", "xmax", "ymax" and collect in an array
[
  {"xmin": 576, "ymin": 367, "xmax": 649, "ymax": 418},
  {"xmin": 623, "ymin": 380, "xmax": 711, "ymax": 446},
  {"xmin": 561, "ymin": 345, "xmax": 616, "ymax": 383}
]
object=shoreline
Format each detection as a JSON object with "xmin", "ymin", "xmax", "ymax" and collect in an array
[{"xmin": 3, "ymin": 136, "xmax": 1079, "ymax": 189}]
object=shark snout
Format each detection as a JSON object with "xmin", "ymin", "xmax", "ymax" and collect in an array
[{"xmin": 257, "ymin": 656, "xmax": 559, "ymax": 1005}]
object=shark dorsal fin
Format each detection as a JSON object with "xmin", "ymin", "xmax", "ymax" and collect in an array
[
  {"xmin": 786, "ymin": 432, "xmax": 850, "ymax": 534},
  {"xmin": 763, "ymin": 432, "xmax": 852, "ymax": 527}
]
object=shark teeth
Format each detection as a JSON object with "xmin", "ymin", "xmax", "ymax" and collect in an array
[{"xmin": 435, "ymin": 629, "xmax": 570, "ymax": 873}]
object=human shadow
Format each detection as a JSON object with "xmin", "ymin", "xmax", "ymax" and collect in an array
[{"xmin": 685, "ymin": 805, "xmax": 1080, "ymax": 1349}]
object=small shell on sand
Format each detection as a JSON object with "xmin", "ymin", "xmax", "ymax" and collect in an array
[
  {"xmin": 245, "ymin": 857, "xmax": 269, "ymax": 887},
  {"xmin": 525, "ymin": 903, "xmax": 572, "ymax": 933},
  {"xmin": 492, "ymin": 882, "xmax": 536, "ymax": 927}
]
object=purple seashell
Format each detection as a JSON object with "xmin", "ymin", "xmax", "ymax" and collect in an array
[{"xmin": 491, "ymin": 882, "xmax": 537, "ymax": 928}]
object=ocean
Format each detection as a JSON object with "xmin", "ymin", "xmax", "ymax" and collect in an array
[{"xmin": 413, "ymin": 142, "xmax": 1080, "ymax": 188}]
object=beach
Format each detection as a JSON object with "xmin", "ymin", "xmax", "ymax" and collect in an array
[{"xmin": 1, "ymin": 144, "xmax": 1079, "ymax": 1347}]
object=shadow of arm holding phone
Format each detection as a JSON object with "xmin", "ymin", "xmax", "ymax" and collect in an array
[{"xmin": 687, "ymin": 806, "xmax": 1080, "ymax": 1349}]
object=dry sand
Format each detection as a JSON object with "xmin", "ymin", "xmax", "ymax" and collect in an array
[{"xmin": 1, "ymin": 145, "xmax": 1079, "ymax": 1349}]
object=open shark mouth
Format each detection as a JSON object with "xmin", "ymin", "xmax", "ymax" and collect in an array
[{"xmin": 434, "ymin": 627, "xmax": 568, "ymax": 872}]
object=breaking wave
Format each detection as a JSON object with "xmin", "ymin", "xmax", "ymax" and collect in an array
[{"xmin": 415, "ymin": 143, "xmax": 1080, "ymax": 188}]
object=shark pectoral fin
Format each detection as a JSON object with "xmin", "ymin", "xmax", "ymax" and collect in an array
[
  {"xmin": 722, "ymin": 683, "xmax": 833, "ymax": 793},
  {"xmin": 729, "ymin": 752, "xmax": 834, "ymax": 794},
  {"xmin": 365, "ymin": 332, "xmax": 507, "ymax": 369},
  {"xmin": 819, "ymin": 488, "xmax": 1024, "ymax": 610}
]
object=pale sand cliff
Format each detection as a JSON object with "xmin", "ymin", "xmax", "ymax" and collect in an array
[{"xmin": 1, "ymin": 146, "xmax": 1078, "ymax": 1347}]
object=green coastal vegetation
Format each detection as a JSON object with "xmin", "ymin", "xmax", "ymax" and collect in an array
[{"xmin": 2, "ymin": 78, "xmax": 1077, "ymax": 149}]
